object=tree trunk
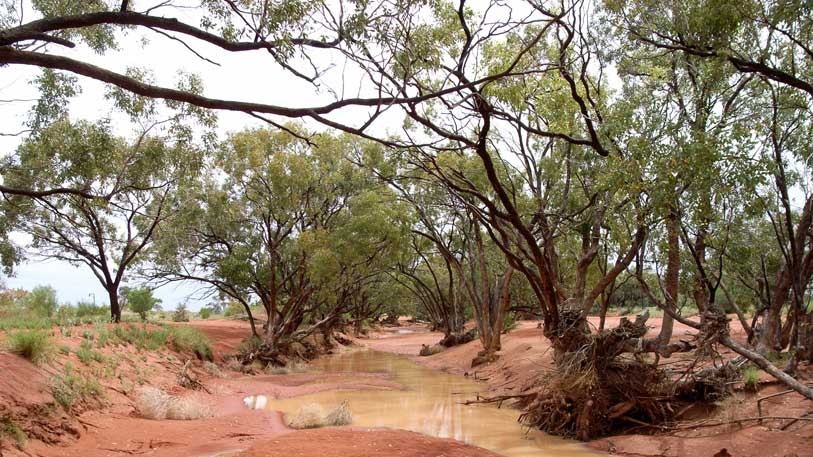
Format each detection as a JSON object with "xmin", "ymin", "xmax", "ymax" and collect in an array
[
  {"xmin": 658, "ymin": 210, "xmax": 679, "ymax": 354},
  {"xmin": 798, "ymin": 311, "xmax": 813, "ymax": 362},
  {"xmin": 108, "ymin": 288, "xmax": 121, "ymax": 323}
]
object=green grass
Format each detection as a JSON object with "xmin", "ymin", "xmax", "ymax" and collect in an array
[
  {"xmin": 76, "ymin": 340, "xmax": 105, "ymax": 365},
  {"xmin": 742, "ymin": 365, "xmax": 760, "ymax": 392},
  {"xmin": 94, "ymin": 323, "xmax": 110, "ymax": 347},
  {"xmin": 168, "ymin": 326, "xmax": 213, "ymax": 361},
  {"xmin": 107, "ymin": 323, "xmax": 211, "ymax": 359},
  {"xmin": 1, "ymin": 417, "xmax": 27, "ymax": 448},
  {"xmin": 111, "ymin": 324, "xmax": 169, "ymax": 350},
  {"xmin": 50, "ymin": 363, "xmax": 103, "ymax": 410},
  {"xmin": 0, "ymin": 313, "xmax": 108, "ymax": 332},
  {"xmin": 6, "ymin": 329, "xmax": 54, "ymax": 364}
]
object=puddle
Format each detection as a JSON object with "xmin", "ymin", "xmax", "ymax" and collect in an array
[{"xmin": 260, "ymin": 350, "xmax": 603, "ymax": 457}]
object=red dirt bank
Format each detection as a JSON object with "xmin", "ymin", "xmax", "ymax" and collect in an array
[
  {"xmin": 0, "ymin": 320, "xmax": 500, "ymax": 457},
  {"xmin": 2, "ymin": 318, "xmax": 811, "ymax": 457},
  {"xmin": 360, "ymin": 318, "xmax": 813, "ymax": 457}
]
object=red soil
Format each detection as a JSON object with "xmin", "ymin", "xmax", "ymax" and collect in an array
[
  {"xmin": 2, "ymin": 317, "xmax": 811, "ymax": 457},
  {"xmin": 358, "ymin": 317, "xmax": 813, "ymax": 457},
  {"xmin": 0, "ymin": 320, "xmax": 499, "ymax": 457},
  {"xmin": 238, "ymin": 428, "xmax": 502, "ymax": 457}
]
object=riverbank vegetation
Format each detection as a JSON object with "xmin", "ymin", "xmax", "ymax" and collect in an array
[{"xmin": 0, "ymin": 0, "xmax": 811, "ymax": 447}]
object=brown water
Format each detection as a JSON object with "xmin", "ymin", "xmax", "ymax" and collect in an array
[{"xmin": 261, "ymin": 350, "xmax": 604, "ymax": 457}]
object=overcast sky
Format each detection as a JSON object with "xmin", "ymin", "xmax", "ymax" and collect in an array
[{"xmin": 0, "ymin": 1, "xmax": 407, "ymax": 310}]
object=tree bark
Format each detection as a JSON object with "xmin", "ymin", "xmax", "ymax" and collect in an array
[
  {"xmin": 108, "ymin": 287, "xmax": 121, "ymax": 323},
  {"xmin": 658, "ymin": 210, "xmax": 679, "ymax": 353}
]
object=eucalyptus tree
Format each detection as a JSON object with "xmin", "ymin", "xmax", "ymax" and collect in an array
[
  {"xmin": 604, "ymin": 3, "xmax": 764, "ymax": 352},
  {"xmin": 1, "ymin": 117, "xmax": 202, "ymax": 322},
  {"xmin": 607, "ymin": 0, "xmax": 813, "ymax": 395},
  {"xmin": 149, "ymin": 127, "xmax": 412, "ymax": 352}
]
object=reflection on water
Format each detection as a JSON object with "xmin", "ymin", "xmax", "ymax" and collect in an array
[{"xmin": 263, "ymin": 350, "xmax": 603, "ymax": 457}]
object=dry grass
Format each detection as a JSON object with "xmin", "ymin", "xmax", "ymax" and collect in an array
[
  {"xmin": 284, "ymin": 401, "xmax": 352, "ymax": 429},
  {"xmin": 419, "ymin": 344, "xmax": 444, "ymax": 356},
  {"xmin": 325, "ymin": 400, "xmax": 352, "ymax": 426},
  {"xmin": 202, "ymin": 361, "xmax": 223, "ymax": 378},
  {"xmin": 713, "ymin": 393, "xmax": 748, "ymax": 432},
  {"xmin": 225, "ymin": 357, "xmax": 245, "ymax": 372},
  {"xmin": 265, "ymin": 361, "xmax": 308, "ymax": 375},
  {"xmin": 136, "ymin": 386, "xmax": 212, "ymax": 420},
  {"xmin": 285, "ymin": 403, "xmax": 326, "ymax": 429}
]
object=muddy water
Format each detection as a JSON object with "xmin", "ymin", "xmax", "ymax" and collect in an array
[{"xmin": 262, "ymin": 350, "xmax": 603, "ymax": 457}]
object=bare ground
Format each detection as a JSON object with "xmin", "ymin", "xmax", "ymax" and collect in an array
[
  {"xmin": 1, "ymin": 317, "xmax": 811, "ymax": 457},
  {"xmin": 0, "ymin": 320, "xmax": 499, "ymax": 457},
  {"xmin": 359, "ymin": 317, "xmax": 813, "ymax": 457}
]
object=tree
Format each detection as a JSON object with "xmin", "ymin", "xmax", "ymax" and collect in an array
[
  {"xmin": 127, "ymin": 286, "xmax": 161, "ymax": 321},
  {"xmin": 1, "ymin": 118, "xmax": 202, "ymax": 322},
  {"xmin": 149, "ymin": 127, "xmax": 412, "ymax": 353},
  {"xmin": 22, "ymin": 285, "xmax": 58, "ymax": 318}
]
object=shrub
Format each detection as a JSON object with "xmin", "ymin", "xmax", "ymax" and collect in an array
[
  {"xmin": 198, "ymin": 307, "xmax": 212, "ymax": 320},
  {"xmin": 223, "ymin": 300, "xmax": 244, "ymax": 317},
  {"xmin": 172, "ymin": 303, "xmax": 189, "ymax": 322},
  {"xmin": 324, "ymin": 400, "xmax": 352, "ymax": 426},
  {"xmin": 95, "ymin": 324, "xmax": 110, "ymax": 347},
  {"xmin": 111, "ymin": 324, "xmax": 169, "ymax": 350},
  {"xmin": 75, "ymin": 301, "xmax": 108, "ymax": 318},
  {"xmin": 501, "ymin": 311, "xmax": 519, "ymax": 333},
  {"xmin": 201, "ymin": 361, "xmax": 222, "ymax": 377},
  {"xmin": 6, "ymin": 329, "xmax": 53, "ymax": 363},
  {"xmin": 22, "ymin": 286, "xmax": 58, "ymax": 318},
  {"xmin": 128, "ymin": 287, "xmax": 162, "ymax": 321},
  {"xmin": 285, "ymin": 403, "xmax": 326, "ymax": 429},
  {"xmin": 1, "ymin": 417, "xmax": 27, "ymax": 448},
  {"xmin": 419, "ymin": 344, "xmax": 444, "ymax": 356},
  {"xmin": 135, "ymin": 387, "xmax": 211, "ymax": 420},
  {"xmin": 742, "ymin": 365, "xmax": 760, "ymax": 392},
  {"xmin": 167, "ymin": 326, "xmax": 213, "ymax": 361},
  {"xmin": 50, "ymin": 364, "xmax": 103, "ymax": 410},
  {"xmin": 284, "ymin": 402, "xmax": 352, "ymax": 429},
  {"xmin": 76, "ymin": 340, "xmax": 105, "ymax": 365}
]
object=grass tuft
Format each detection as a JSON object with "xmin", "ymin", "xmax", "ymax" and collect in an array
[
  {"xmin": 6, "ymin": 329, "xmax": 53, "ymax": 364},
  {"xmin": 50, "ymin": 364, "xmax": 103, "ymax": 410},
  {"xmin": 0, "ymin": 417, "xmax": 27, "ymax": 448},
  {"xmin": 284, "ymin": 401, "xmax": 352, "ymax": 429},
  {"xmin": 135, "ymin": 386, "xmax": 212, "ymax": 420},
  {"xmin": 76, "ymin": 340, "xmax": 105, "ymax": 365},
  {"xmin": 167, "ymin": 326, "xmax": 213, "ymax": 361}
]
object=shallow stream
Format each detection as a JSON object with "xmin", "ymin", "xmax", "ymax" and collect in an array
[{"xmin": 259, "ymin": 350, "xmax": 603, "ymax": 457}]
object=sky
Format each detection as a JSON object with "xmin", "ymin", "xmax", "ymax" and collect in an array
[{"xmin": 0, "ymin": 1, "xmax": 408, "ymax": 310}]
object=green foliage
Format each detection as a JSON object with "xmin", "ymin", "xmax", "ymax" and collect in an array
[
  {"xmin": 501, "ymin": 312, "xmax": 519, "ymax": 333},
  {"xmin": 128, "ymin": 287, "xmax": 162, "ymax": 321},
  {"xmin": 223, "ymin": 301, "xmax": 245, "ymax": 317},
  {"xmin": 0, "ymin": 417, "xmax": 27, "ymax": 448},
  {"xmin": 50, "ymin": 363, "xmax": 103, "ymax": 410},
  {"xmin": 198, "ymin": 307, "xmax": 212, "ymax": 319},
  {"xmin": 74, "ymin": 301, "xmax": 108, "ymax": 318},
  {"xmin": 76, "ymin": 340, "xmax": 104, "ymax": 365},
  {"xmin": 172, "ymin": 303, "xmax": 190, "ymax": 322},
  {"xmin": 742, "ymin": 365, "xmax": 760, "ymax": 392},
  {"xmin": 6, "ymin": 329, "xmax": 53, "ymax": 364},
  {"xmin": 167, "ymin": 326, "xmax": 213, "ymax": 361},
  {"xmin": 111, "ymin": 324, "xmax": 169, "ymax": 351},
  {"xmin": 21, "ymin": 285, "xmax": 58, "ymax": 318}
]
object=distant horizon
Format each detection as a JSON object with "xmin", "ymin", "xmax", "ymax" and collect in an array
[{"xmin": 5, "ymin": 259, "xmax": 210, "ymax": 311}]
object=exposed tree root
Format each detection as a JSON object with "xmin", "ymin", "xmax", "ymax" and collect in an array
[
  {"xmin": 521, "ymin": 311, "xmax": 736, "ymax": 440},
  {"xmin": 438, "ymin": 328, "xmax": 477, "ymax": 347}
]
